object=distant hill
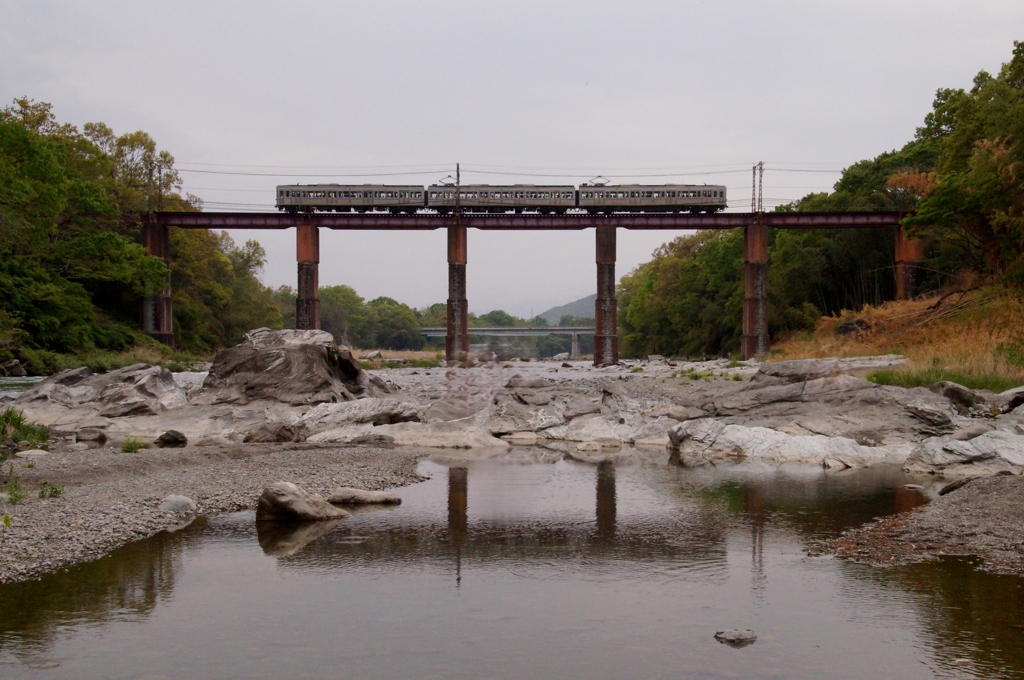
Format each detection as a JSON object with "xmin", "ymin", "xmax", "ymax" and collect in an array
[{"xmin": 538, "ymin": 294, "xmax": 596, "ymax": 326}]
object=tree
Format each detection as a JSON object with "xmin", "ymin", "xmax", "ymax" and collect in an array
[{"xmin": 365, "ymin": 297, "xmax": 424, "ymax": 350}]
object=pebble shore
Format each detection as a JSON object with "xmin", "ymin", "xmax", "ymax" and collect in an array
[
  {"xmin": 0, "ymin": 443, "xmax": 425, "ymax": 583},
  {"xmin": 827, "ymin": 474, "xmax": 1024, "ymax": 575}
]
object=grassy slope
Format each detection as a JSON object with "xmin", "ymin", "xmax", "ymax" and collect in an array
[{"xmin": 769, "ymin": 288, "xmax": 1024, "ymax": 392}]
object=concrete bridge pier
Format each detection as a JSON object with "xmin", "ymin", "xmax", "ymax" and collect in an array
[
  {"xmin": 594, "ymin": 225, "xmax": 618, "ymax": 366},
  {"xmin": 571, "ymin": 333, "xmax": 581, "ymax": 358},
  {"xmin": 296, "ymin": 223, "xmax": 320, "ymax": 330},
  {"xmin": 895, "ymin": 227, "xmax": 925, "ymax": 300},
  {"xmin": 446, "ymin": 225, "xmax": 470, "ymax": 363},
  {"xmin": 141, "ymin": 221, "xmax": 174, "ymax": 346},
  {"xmin": 741, "ymin": 221, "xmax": 769, "ymax": 359}
]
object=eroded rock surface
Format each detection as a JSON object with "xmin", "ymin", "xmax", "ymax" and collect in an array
[
  {"xmin": 197, "ymin": 328, "xmax": 389, "ymax": 406},
  {"xmin": 256, "ymin": 481, "xmax": 349, "ymax": 521}
]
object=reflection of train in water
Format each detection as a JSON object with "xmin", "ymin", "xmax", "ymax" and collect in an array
[{"xmin": 276, "ymin": 183, "xmax": 728, "ymax": 214}]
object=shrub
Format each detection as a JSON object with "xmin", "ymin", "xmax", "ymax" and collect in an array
[
  {"xmin": 0, "ymin": 408, "xmax": 50, "ymax": 447},
  {"xmin": 120, "ymin": 436, "xmax": 145, "ymax": 453}
]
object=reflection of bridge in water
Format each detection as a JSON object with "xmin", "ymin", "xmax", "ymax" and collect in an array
[{"xmin": 259, "ymin": 462, "xmax": 729, "ymax": 580}]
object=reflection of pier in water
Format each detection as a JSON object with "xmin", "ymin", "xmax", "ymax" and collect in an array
[{"xmin": 263, "ymin": 463, "xmax": 729, "ymax": 579}]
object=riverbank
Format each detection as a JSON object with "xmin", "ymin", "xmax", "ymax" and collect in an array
[
  {"xmin": 826, "ymin": 474, "xmax": 1024, "ymax": 576},
  {"xmin": 0, "ymin": 442, "xmax": 424, "ymax": 583}
]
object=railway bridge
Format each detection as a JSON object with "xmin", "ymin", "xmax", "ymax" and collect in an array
[{"xmin": 140, "ymin": 211, "xmax": 915, "ymax": 365}]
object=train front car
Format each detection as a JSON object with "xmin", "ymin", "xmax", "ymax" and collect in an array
[
  {"xmin": 579, "ymin": 184, "xmax": 727, "ymax": 213},
  {"xmin": 427, "ymin": 184, "xmax": 576, "ymax": 214},
  {"xmin": 276, "ymin": 185, "xmax": 426, "ymax": 213}
]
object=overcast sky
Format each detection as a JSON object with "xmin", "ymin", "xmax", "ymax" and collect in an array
[{"xmin": 3, "ymin": 1, "xmax": 1023, "ymax": 317}]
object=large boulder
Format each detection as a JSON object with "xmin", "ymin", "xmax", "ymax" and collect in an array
[
  {"xmin": 255, "ymin": 481, "xmax": 350, "ymax": 521},
  {"xmin": 903, "ymin": 429, "xmax": 1024, "ymax": 477},
  {"xmin": 196, "ymin": 328, "xmax": 389, "ymax": 406},
  {"xmin": 668, "ymin": 419, "xmax": 906, "ymax": 469},
  {"xmin": 16, "ymin": 364, "xmax": 188, "ymax": 417}
]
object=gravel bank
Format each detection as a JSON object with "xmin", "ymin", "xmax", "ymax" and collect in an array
[
  {"xmin": 0, "ymin": 443, "xmax": 425, "ymax": 584},
  {"xmin": 827, "ymin": 474, "xmax": 1024, "ymax": 575}
]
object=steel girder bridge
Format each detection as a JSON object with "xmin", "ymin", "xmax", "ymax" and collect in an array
[{"xmin": 140, "ymin": 211, "xmax": 917, "ymax": 365}]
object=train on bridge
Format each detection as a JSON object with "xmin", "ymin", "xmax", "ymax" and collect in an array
[{"xmin": 276, "ymin": 182, "xmax": 728, "ymax": 215}]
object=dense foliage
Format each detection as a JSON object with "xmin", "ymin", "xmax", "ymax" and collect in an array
[
  {"xmin": 0, "ymin": 98, "xmax": 281, "ymax": 368},
  {"xmin": 620, "ymin": 41, "xmax": 1024, "ymax": 358}
]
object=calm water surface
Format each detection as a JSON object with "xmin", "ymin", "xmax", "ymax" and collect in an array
[{"xmin": 1, "ymin": 452, "xmax": 1023, "ymax": 679}]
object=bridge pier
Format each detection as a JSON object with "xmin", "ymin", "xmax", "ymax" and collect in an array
[
  {"xmin": 446, "ymin": 225, "xmax": 470, "ymax": 363},
  {"xmin": 296, "ymin": 223, "xmax": 320, "ymax": 330},
  {"xmin": 571, "ymin": 333, "xmax": 581, "ymax": 359},
  {"xmin": 895, "ymin": 227, "xmax": 924, "ymax": 300},
  {"xmin": 141, "ymin": 220, "xmax": 174, "ymax": 346},
  {"xmin": 741, "ymin": 220, "xmax": 769, "ymax": 359},
  {"xmin": 594, "ymin": 225, "xmax": 618, "ymax": 366}
]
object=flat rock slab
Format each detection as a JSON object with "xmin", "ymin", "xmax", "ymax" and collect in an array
[
  {"xmin": 327, "ymin": 487, "xmax": 402, "ymax": 505},
  {"xmin": 256, "ymin": 481, "xmax": 349, "ymax": 521},
  {"xmin": 14, "ymin": 449, "xmax": 49, "ymax": 458},
  {"xmin": 714, "ymin": 629, "xmax": 757, "ymax": 648}
]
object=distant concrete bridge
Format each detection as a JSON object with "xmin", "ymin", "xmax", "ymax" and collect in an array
[
  {"xmin": 421, "ymin": 326, "xmax": 594, "ymax": 357},
  {"xmin": 420, "ymin": 326, "xmax": 594, "ymax": 337}
]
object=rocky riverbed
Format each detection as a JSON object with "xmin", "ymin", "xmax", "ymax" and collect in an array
[
  {"xmin": 3, "ymin": 327, "xmax": 1024, "ymax": 581},
  {"xmin": 0, "ymin": 442, "xmax": 424, "ymax": 583}
]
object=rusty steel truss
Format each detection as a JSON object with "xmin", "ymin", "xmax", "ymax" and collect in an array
[{"xmin": 141, "ymin": 210, "xmax": 914, "ymax": 364}]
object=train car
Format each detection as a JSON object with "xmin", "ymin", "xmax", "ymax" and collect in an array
[
  {"xmin": 276, "ymin": 184, "xmax": 426, "ymax": 213},
  {"xmin": 578, "ymin": 184, "xmax": 727, "ymax": 213},
  {"xmin": 427, "ymin": 184, "xmax": 577, "ymax": 214}
]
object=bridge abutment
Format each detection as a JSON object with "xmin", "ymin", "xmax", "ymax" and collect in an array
[
  {"xmin": 141, "ymin": 221, "xmax": 174, "ymax": 346},
  {"xmin": 446, "ymin": 225, "xmax": 470, "ymax": 364},
  {"xmin": 296, "ymin": 223, "xmax": 320, "ymax": 330},
  {"xmin": 741, "ymin": 221, "xmax": 769, "ymax": 359},
  {"xmin": 594, "ymin": 225, "xmax": 618, "ymax": 366}
]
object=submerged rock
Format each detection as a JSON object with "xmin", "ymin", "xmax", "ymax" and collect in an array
[
  {"xmin": 196, "ymin": 328, "xmax": 389, "ymax": 406},
  {"xmin": 256, "ymin": 482, "xmax": 349, "ymax": 521},
  {"xmin": 714, "ymin": 629, "xmax": 757, "ymax": 648}
]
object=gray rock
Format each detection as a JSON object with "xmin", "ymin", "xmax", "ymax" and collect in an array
[
  {"xmin": 194, "ymin": 435, "xmax": 233, "ymax": 447},
  {"xmin": 196, "ymin": 328, "xmax": 389, "ymax": 406},
  {"xmin": 158, "ymin": 494, "xmax": 197, "ymax": 512},
  {"xmin": 243, "ymin": 422, "xmax": 301, "ymax": 443},
  {"xmin": 76, "ymin": 428, "xmax": 108, "ymax": 445},
  {"xmin": 17, "ymin": 364, "xmax": 187, "ymax": 416},
  {"xmin": 14, "ymin": 449, "xmax": 49, "ymax": 459},
  {"xmin": 930, "ymin": 380, "xmax": 980, "ymax": 408},
  {"xmin": 156, "ymin": 430, "xmax": 188, "ymax": 448},
  {"xmin": 904, "ymin": 430, "xmax": 1024, "ymax": 477},
  {"xmin": 256, "ymin": 481, "xmax": 349, "ymax": 521},
  {"xmin": 950, "ymin": 423, "xmax": 995, "ymax": 441},
  {"xmin": 0, "ymin": 359, "xmax": 26, "ymax": 377},
  {"xmin": 551, "ymin": 353, "xmax": 570, "ymax": 361},
  {"xmin": 714, "ymin": 629, "xmax": 757, "ymax": 648},
  {"xmin": 903, "ymin": 397, "xmax": 956, "ymax": 434},
  {"xmin": 327, "ymin": 487, "xmax": 402, "ymax": 505},
  {"xmin": 299, "ymin": 398, "xmax": 422, "ymax": 434},
  {"xmin": 505, "ymin": 374, "xmax": 551, "ymax": 389},
  {"xmin": 668, "ymin": 419, "xmax": 902, "ymax": 469},
  {"xmin": 360, "ymin": 350, "xmax": 382, "ymax": 360}
]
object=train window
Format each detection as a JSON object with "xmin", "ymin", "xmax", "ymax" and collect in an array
[{"xmin": 645, "ymin": 191, "xmax": 653, "ymax": 198}]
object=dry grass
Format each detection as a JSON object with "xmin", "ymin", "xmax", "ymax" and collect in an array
[
  {"xmin": 348, "ymin": 349, "xmax": 444, "ymax": 361},
  {"xmin": 770, "ymin": 288, "xmax": 1024, "ymax": 390}
]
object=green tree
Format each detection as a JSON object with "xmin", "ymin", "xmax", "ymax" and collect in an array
[{"xmin": 365, "ymin": 297, "xmax": 424, "ymax": 350}]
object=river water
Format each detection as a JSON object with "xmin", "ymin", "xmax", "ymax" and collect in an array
[{"xmin": 1, "ymin": 454, "xmax": 1022, "ymax": 679}]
